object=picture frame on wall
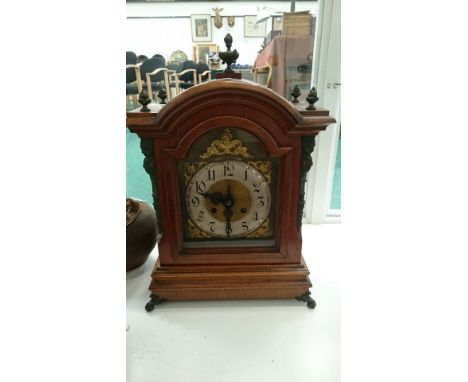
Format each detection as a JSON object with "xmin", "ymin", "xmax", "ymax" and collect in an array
[
  {"xmin": 191, "ymin": 14, "xmax": 212, "ymax": 42},
  {"xmin": 272, "ymin": 15, "xmax": 283, "ymax": 32},
  {"xmin": 192, "ymin": 44, "xmax": 219, "ymax": 65},
  {"xmin": 244, "ymin": 15, "xmax": 266, "ymax": 38}
]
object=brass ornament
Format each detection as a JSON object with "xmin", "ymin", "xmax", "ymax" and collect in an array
[
  {"xmin": 246, "ymin": 218, "xmax": 270, "ymax": 238},
  {"xmin": 248, "ymin": 160, "xmax": 271, "ymax": 183},
  {"xmin": 184, "ymin": 161, "xmax": 205, "ymax": 185},
  {"xmin": 188, "ymin": 219, "xmax": 210, "ymax": 239},
  {"xmin": 200, "ymin": 129, "xmax": 252, "ymax": 159}
]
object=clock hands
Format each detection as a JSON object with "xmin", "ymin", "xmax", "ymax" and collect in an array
[
  {"xmin": 223, "ymin": 184, "xmax": 234, "ymax": 238},
  {"xmin": 198, "ymin": 191, "xmax": 224, "ymax": 205},
  {"xmin": 199, "ymin": 184, "xmax": 235, "ymax": 238}
]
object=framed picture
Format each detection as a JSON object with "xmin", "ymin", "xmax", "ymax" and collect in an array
[
  {"xmin": 191, "ymin": 14, "xmax": 212, "ymax": 42},
  {"xmin": 272, "ymin": 16, "xmax": 283, "ymax": 32},
  {"xmin": 244, "ymin": 15, "xmax": 266, "ymax": 38},
  {"xmin": 192, "ymin": 44, "xmax": 219, "ymax": 65}
]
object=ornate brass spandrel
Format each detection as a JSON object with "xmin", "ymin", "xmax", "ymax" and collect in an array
[
  {"xmin": 188, "ymin": 219, "xmax": 211, "ymax": 239},
  {"xmin": 246, "ymin": 218, "xmax": 270, "ymax": 238},
  {"xmin": 248, "ymin": 160, "xmax": 271, "ymax": 184},
  {"xmin": 184, "ymin": 162, "xmax": 205, "ymax": 185},
  {"xmin": 200, "ymin": 129, "xmax": 252, "ymax": 159}
]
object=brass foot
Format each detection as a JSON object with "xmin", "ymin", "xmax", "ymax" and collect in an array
[
  {"xmin": 144, "ymin": 294, "xmax": 166, "ymax": 312},
  {"xmin": 295, "ymin": 291, "xmax": 316, "ymax": 309}
]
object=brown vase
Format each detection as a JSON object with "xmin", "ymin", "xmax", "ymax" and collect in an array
[{"xmin": 126, "ymin": 198, "xmax": 158, "ymax": 271}]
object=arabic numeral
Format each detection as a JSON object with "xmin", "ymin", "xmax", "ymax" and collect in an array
[
  {"xmin": 256, "ymin": 196, "xmax": 265, "ymax": 207},
  {"xmin": 209, "ymin": 221, "xmax": 215, "ymax": 232},
  {"xmin": 191, "ymin": 196, "xmax": 200, "ymax": 207},
  {"xmin": 197, "ymin": 210, "xmax": 205, "ymax": 222},
  {"xmin": 254, "ymin": 212, "xmax": 259, "ymax": 221},
  {"xmin": 241, "ymin": 222, "xmax": 249, "ymax": 231},
  {"xmin": 252, "ymin": 180, "xmax": 262, "ymax": 192},
  {"xmin": 224, "ymin": 163, "xmax": 235, "ymax": 177},
  {"xmin": 195, "ymin": 181, "xmax": 206, "ymax": 193}
]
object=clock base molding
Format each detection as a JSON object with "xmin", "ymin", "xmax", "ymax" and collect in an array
[{"xmin": 145, "ymin": 256, "xmax": 315, "ymax": 307}]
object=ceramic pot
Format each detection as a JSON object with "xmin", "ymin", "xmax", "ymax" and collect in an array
[{"xmin": 126, "ymin": 198, "xmax": 158, "ymax": 271}]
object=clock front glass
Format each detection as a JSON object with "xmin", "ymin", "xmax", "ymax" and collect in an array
[{"xmin": 178, "ymin": 128, "xmax": 278, "ymax": 248}]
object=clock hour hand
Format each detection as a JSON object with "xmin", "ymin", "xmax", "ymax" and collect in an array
[{"xmin": 198, "ymin": 191, "xmax": 224, "ymax": 205}]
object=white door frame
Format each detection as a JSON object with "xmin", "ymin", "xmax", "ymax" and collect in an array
[{"xmin": 304, "ymin": 0, "xmax": 341, "ymax": 224}]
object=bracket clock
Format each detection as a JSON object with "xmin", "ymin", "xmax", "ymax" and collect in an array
[{"xmin": 126, "ymin": 79, "xmax": 335, "ymax": 310}]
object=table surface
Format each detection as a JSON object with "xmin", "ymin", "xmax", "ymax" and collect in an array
[{"xmin": 126, "ymin": 223, "xmax": 341, "ymax": 382}]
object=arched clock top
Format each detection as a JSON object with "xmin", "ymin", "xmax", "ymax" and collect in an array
[
  {"xmin": 158, "ymin": 79, "xmax": 300, "ymax": 124},
  {"xmin": 166, "ymin": 117, "xmax": 292, "ymax": 159}
]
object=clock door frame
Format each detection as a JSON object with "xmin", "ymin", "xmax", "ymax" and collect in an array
[{"xmin": 157, "ymin": 115, "xmax": 301, "ymax": 265}]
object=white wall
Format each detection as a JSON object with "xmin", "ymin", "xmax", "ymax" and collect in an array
[{"xmin": 126, "ymin": 1, "xmax": 318, "ymax": 65}]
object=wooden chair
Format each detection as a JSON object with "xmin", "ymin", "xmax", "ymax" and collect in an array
[
  {"xmin": 196, "ymin": 62, "xmax": 211, "ymax": 84},
  {"xmin": 146, "ymin": 68, "xmax": 171, "ymax": 102},
  {"xmin": 172, "ymin": 60, "xmax": 198, "ymax": 95},
  {"xmin": 126, "ymin": 64, "xmax": 142, "ymax": 110},
  {"xmin": 140, "ymin": 57, "xmax": 171, "ymax": 102}
]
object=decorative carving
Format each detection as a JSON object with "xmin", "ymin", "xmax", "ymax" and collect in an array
[
  {"xmin": 246, "ymin": 218, "xmax": 270, "ymax": 238},
  {"xmin": 291, "ymin": 85, "xmax": 301, "ymax": 103},
  {"xmin": 295, "ymin": 291, "xmax": 316, "ymax": 309},
  {"xmin": 126, "ymin": 198, "xmax": 140, "ymax": 226},
  {"xmin": 138, "ymin": 88, "xmax": 151, "ymax": 112},
  {"xmin": 157, "ymin": 87, "xmax": 167, "ymax": 104},
  {"xmin": 306, "ymin": 87, "xmax": 319, "ymax": 110},
  {"xmin": 248, "ymin": 160, "xmax": 271, "ymax": 183},
  {"xmin": 145, "ymin": 294, "xmax": 166, "ymax": 312},
  {"xmin": 140, "ymin": 138, "xmax": 163, "ymax": 233},
  {"xmin": 200, "ymin": 129, "xmax": 252, "ymax": 159},
  {"xmin": 188, "ymin": 219, "xmax": 211, "ymax": 239},
  {"xmin": 296, "ymin": 135, "xmax": 316, "ymax": 230},
  {"xmin": 218, "ymin": 33, "xmax": 239, "ymax": 73},
  {"xmin": 184, "ymin": 162, "xmax": 205, "ymax": 185}
]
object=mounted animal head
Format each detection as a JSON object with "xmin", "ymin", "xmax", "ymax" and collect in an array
[{"xmin": 213, "ymin": 7, "xmax": 223, "ymax": 29}]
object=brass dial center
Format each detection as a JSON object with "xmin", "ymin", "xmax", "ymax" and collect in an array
[{"xmin": 205, "ymin": 180, "xmax": 252, "ymax": 222}]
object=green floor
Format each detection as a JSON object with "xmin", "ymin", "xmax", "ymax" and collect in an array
[
  {"xmin": 126, "ymin": 127, "xmax": 342, "ymax": 211},
  {"xmin": 126, "ymin": 128, "xmax": 152, "ymax": 203}
]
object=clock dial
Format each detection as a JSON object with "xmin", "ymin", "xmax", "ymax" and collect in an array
[{"xmin": 186, "ymin": 160, "xmax": 271, "ymax": 238}]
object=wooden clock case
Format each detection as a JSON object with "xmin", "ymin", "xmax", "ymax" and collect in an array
[{"xmin": 126, "ymin": 79, "xmax": 335, "ymax": 310}]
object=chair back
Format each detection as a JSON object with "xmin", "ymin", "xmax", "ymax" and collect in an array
[
  {"xmin": 126, "ymin": 66, "xmax": 136, "ymax": 84},
  {"xmin": 126, "ymin": 51, "xmax": 137, "ymax": 65},
  {"xmin": 137, "ymin": 55, "xmax": 148, "ymax": 64},
  {"xmin": 152, "ymin": 54, "xmax": 166, "ymax": 66},
  {"xmin": 166, "ymin": 63, "xmax": 181, "ymax": 73},
  {"xmin": 196, "ymin": 62, "xmax": 210, "ymax": 82},
  {"xmin": 140, "ymin": 57, "xmax": 166, "ymax": 82},
  {"xmin": 179, "ymin": 60, "xmax": 197, "ymax": 82}
]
